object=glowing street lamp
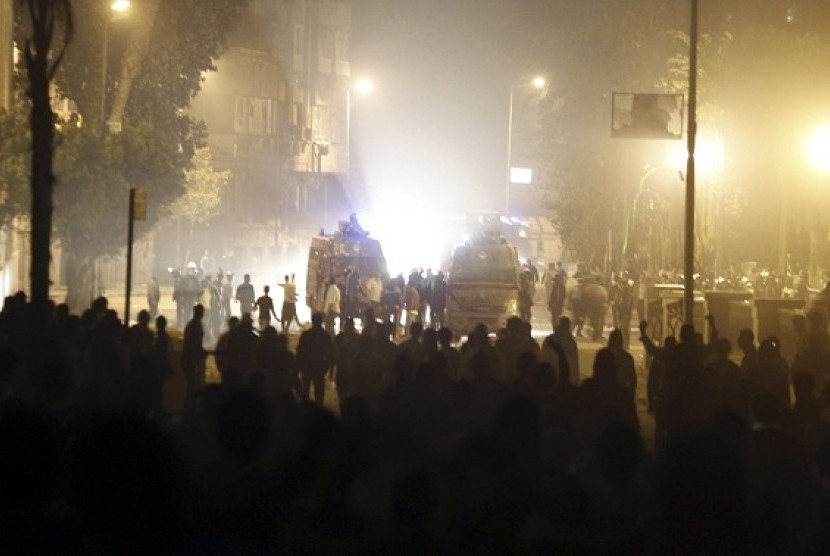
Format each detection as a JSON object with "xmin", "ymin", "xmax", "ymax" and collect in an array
[
  {"xmin": 505, "ymin": 75, "xmax": 547, "ymax": 216},
  {"xmin": 346, "ymin": 77, "xmax": 374, "ymax": 175},
  {"xmin": 806, "ymin": 125, "xmax": 830, "ymax": 173},
  {"xmin": 354, "ymin": 77, "xmax": 374, "ymax": 95}
]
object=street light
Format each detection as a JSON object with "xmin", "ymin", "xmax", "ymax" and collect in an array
[
  {"xmin": 505, "ymin": 75, "xmax": 546, "ymax": 216},
  {"xmin": 800, "ymin": 124, "xmax": 830, "ymax": 284},
  {"xmin": 346, "ymin": 77, "xmax": 373, "ymax": 175},
  {"xmin": 333, "ymin": 77, "xmax": 373, "ymax": 228},
  {"xmin": 101, "ymin": 0, "xmax": 130, "ymax": 129},
  {"xmin": 806, "ymin": 125, "xmax": 830, "ymax": 172}
]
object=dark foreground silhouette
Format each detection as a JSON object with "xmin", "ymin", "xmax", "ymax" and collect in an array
[{"xmin": 2, "ymin": 295, "xmax": 830, "ymax": 554}]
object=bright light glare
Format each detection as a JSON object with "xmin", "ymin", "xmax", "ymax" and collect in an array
[
  {"xmin": 532, "ymin": 76, "xmax": 546, "ymax": 89},
  {"xmin": 363, "ymin": 205, "xmax": 446, "ymax": 273},
  {"xmin": 669, "ymin": 135, "xmax": 723, "ymax": 176},
  {"xmin": 111, "ymin": 0, "xmax": 130, "ymax": 12},
  {"xmin": 807, "ymin": 125, "xmax": 830, "ymax": 173},
  {"xmin": 354, "ymin": 78, "xmax": 374, "ymax": 95}
]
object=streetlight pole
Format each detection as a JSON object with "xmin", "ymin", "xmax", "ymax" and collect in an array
[
  {"xmin": 505, "ymin": 85, "xmax": 515, "ymax": 216},
  {"xmin": 100, "ymin": 8, "xmax": 109, "ymax": 125},
  {"xmin": 505, "ymin": 76, "xmax": 545, "ymax": 217},
  {"xmin": 100, "ymin": 0, "xmax": 130, "ymax": 128},
  {"xmin": 344, "ymin": 78, "xmax": 372, "ymax": 224},
  {"xmin": 622, "ymin": 165, "xmax": 660, "ymax": 262},
  {"xmin": 684, "ymin": 0, "xmax": 699, "ymax": 325}
]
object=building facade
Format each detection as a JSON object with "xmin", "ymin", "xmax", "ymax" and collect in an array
[
  {"xmin": 181, "ymin": 0, "xmax": 353, "ymax": 278},
  {"xmin": 0, "ymin": 0, "xmax": 11, "ymax": 111}
]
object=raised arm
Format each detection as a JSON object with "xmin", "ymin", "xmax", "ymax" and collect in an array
[{"xmin": 639, "ymin": 320, "xmax": 661, "ymax": 358}]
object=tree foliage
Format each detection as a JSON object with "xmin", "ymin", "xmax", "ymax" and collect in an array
[
  {"xmin": 6, "ymin": 0, "xmax": 248, "ymax": 309},
  {"xmin": 0, "ymin": 105, "xmax": 30, "ymax": 225},
  {"xmin": 531, "ymin": 1, "xmax": 682, "ymax": 263},
  {"xmin": 170, "ymin": 147, "xmax": 230, "ymax": 226}
]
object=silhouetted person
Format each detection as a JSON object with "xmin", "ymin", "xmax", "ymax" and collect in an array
[
  {"xmin": 738, "ymin": 328, "xmax": 758, "ymax": 373},
  {"xmin": 437, "ymin": 327, "xmax": 462, "ymax": 381},
  {"xmin": 214, "ymin": 316, "xmax": 238, "ymax": 379},
  {"xmin": 296, "ymin": 312, "xmax": 333, "ymax": 405},
  {"xmin": 607, "ymin": 328, "xmax": 637, "ymax": 399},
  {"xmin": 333, "ymin": 317, "xmax": 360, "ymax": 411},
  {"xmin": 553, "ymin": 316, "xmax": 579, "ymax": 386},
  {"xmin": 398, "ymin": 321, "xmax": 426, "ymax": 368},
  {"xmin": 704, "ymin": 337, "xmax": 745, "ymax": 418},
  {"xmin": 548, "ymin": 271, "xmax": 567, "ymax": 330},
  {"xmin": 152, "ymin": 315, "xmax": 174, "ymax": 379},
  {"xmin": 181, "ymin": 304, "xmax": 207, "ymax": 410},
  {"xmin": 235, "ymin": 273, "xmax": 255, "ymax": 317},
  {"xmin": 127, "ymin": 309, "xmax": 154, "ymax": 362},
  {"xmin": 792, "ymin": 332, "xmax": 830, "ymax": 394},
  {"xmin": 750, "ymin": 338, "xmax": 791, "ymax": 410},
  {"xmin": 146, "ymin": 275, "xmax": 160, "ymax": 320},
  {"xmin": 253, "ymin": 285, "xmax": 278, "ymax": 330},
  {"xmin": 430, "ymin": 271, "xmax": 447, "ymax": 328},
  {"xmin": 254, "ymin": 326, "xmax": 295, "ymax": 398},
  {"xmin": 648, "ymin": 323, "xmax": 707, "ymax": 442},
  {"xmin": 577, "ymin": 348, "xmax": 640, "ymax": 445}
]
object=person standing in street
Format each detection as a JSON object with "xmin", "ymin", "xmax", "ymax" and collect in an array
[
  {"xmin": 221, "ymin": 272, "xmax": 234, "ymax": 320},
  {"xmin": 323, "ymin": 275, "xmax": 341, "ymax": 336},
  {"xmin": 147, "ymin": 275, "xmax": 160, "ymax": 320},
  {"xmin": 279, "ymin": 274, "xmax": 303, "ymax": 333},
  {"xmin": 181, "ymin": 304, "xmax": 207, "ymax": 410},
  {"xmin": 253, "ymin": 285, "xmax": 278, "ymax": 330},
  {"xmin": 363, "ymin": 272, "xmax": 383, "ymax": 316},
  {"xmin": 235, "ymin": 273, "xmax": 255, "ymax": 317},
  {"xmin": 297, "ymin": 312, "xmax": 334, "ymax": 405},
  {"xmin": 430, "ymin": 271, "xmax": 448, "ymax": 329}
]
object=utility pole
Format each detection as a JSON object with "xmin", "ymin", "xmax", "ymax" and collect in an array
[
  {"xmin": 684, "ymin": 0, "xmax": 699, "ymax": 325},
  {"xmin": 124, "ymin": 188, "xmax": 146, "ymax": 326}
]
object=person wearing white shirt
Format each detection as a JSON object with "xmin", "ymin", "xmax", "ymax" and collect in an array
[
  {"xmin": 323, "ymin": 276, "xmax": 341, "ymax": 336},
  {"xmin": 364, "ymin": 273, "xmax": 383, "ymax": 312}
]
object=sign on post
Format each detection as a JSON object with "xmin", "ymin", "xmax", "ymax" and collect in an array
[
  {"xmin": 611, "ymin": 93, "xmax": 684, "ymax": 139},
  {"xmin": 132, "ymin": 188, "xmax": 147, "ymax": 220}
]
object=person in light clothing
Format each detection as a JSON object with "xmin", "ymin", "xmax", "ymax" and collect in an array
[
  {"xmin": 364, "ymin": 272, "xmax": 383, "ymax": 314},
  {"xmin": 279, "ymin": 274, "xmax": 303, "ymax": 332},
  {"xmin": 323, "ymin": 275, "xmax": 341, "ymax": 336}
]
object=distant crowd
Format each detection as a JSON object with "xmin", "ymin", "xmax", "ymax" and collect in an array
[{"xmin": 3, "ymin": 289, "xmax": 830, "ymax": 552}]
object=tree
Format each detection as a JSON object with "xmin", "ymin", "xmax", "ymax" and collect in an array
[
  {"xmin": 168, "ymin": 147, "xmax": 230, "ymax": 266},
  {"xmin": 7, "ymin": 0, "xmax": 249, "ymax": 312},
  {"xmin": 532, "ymin": 1, "xmax": 682, "ymax": 265},
  {"xmin": 17, "ymin": 0, "xmax": 73, "ymax": 327},
  {"xmin": 659, "ymin": 14, "xmax": 830, "ymax": 276}
]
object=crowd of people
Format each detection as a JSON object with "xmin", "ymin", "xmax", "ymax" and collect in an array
[{"xmin": 4, "ymin": 282, "xmax": 830, "ymax": 552}]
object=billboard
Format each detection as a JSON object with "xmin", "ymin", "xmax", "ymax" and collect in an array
[{"xmin": 611, "ymin": 93, "xmax": 684, "ymax": 139}]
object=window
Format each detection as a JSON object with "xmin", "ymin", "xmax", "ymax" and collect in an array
[
  {"xmin": 234, "ymin": 97, "xmax": 247, "ymax": 133},
  {"xmin": 318, "ymin": 27, "xmax": 334, "ymax": 60},
  {"xmin": 335, "ymin": 32, "xmax": 349, "ymax": 61}
]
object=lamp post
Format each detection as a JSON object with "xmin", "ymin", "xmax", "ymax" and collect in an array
[
  {"xmin": 804, "ymin": 125, "xmax": 830, "ymax": 285},
  {"xmin": 335, "ymin": 77, "xmax": 373, "ymax": 227},
  {"xmin": 100, "ymin": 0, "xmax": 130, "ymax": 128},
  {"xmin": 683, "ymin": 0, "xmax": 699, "ymax": 325},
  {"xmin": 346, "ymin": 77, "xmax": 373, "ymax": 175},
  {"xmin": 505, "ymin": 75, "xmax": 546, "ymax": 216}
]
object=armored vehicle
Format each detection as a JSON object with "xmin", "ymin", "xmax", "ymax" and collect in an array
[
  {"xmin": 305, "ymin": 218, "xmax": 388, "ymax": 314},
  {"xmin": 445, "ymin": 233, "xmax": 521, "ymax": 336}
]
